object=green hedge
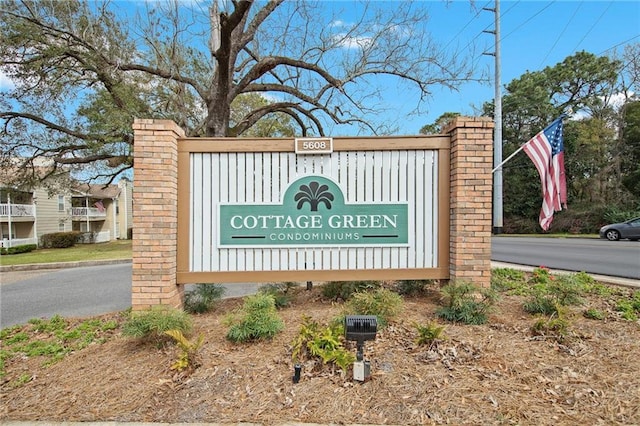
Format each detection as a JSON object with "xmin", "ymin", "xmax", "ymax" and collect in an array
[
  {"xmin": 1, "ymin": 244, "xmax": 37, "ymax": 255},
  {"xmin": 41, "ymin": 231, "xmax": 82, "ymax": 248}
]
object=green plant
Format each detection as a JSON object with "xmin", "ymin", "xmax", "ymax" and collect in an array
[
  {"xmin": 122, "ymin": 307, "xmax": 192, "ymax": 340},
  {"xmin": 0, "ymin": 316, "xmax": 120, "ymax": 374},
  {"xmin": 394, "ymin": 280, "xmax": 433, "ymax": 296},
  {"xmin": 531, "ymin": 308, "xmax": 571, "ymax": 342},
  {"xmin": 164, "ymin": 329, "xmax": 204, "ymax": 371},
  {"xmin": 291, "ymin": 316, "xmax": 355, "ymax": 372},
  {"xmin": 1, "ymin": 244, "xmax": 37, "ymax": 255},
  {"xmin": 523, "ymin": 272, "xmax": 587, "ymax": 316},
  {"xmin": 184, "ymin": 283, "xmax": 226, "ymax": 314},
  {"xmin": 259, "ymin": 282, "xmax": 299, "ymax": 308},
  {"xmin": 414, "ymin": 321, "xmax": 446, "ymax": 347},
  {"xmin": 10, "ymin": 373, "xmax": 33, "ymax": 388},
  {"xmin": 491, "ymin": 268, "xmax": 527, "ymax": 293},
  {"xmin": 342, "ymin": 287, "xmax": 403, "ymax": 328},
  {"xmin": 226, "ymin": 294, "xmax": 284, "ymax": 342},
  {"xmin": 40, "ymin": 231, "xmax": 82, "ymax": 248},
  {"xmin": 583, "ymin": 308, "xmax": 605, "ymax": 320},
  {"xmin": 523, "ymin": 294, "xmax": 558, "ymax": 315},
  {"xmin": 548, "ymin": 275, "xmax": 585, "ymax": 306},
  {"xmin": 321, "ymin": 280, "xmax": 380, "ymax": 301},
  {"xmin": 436, "ymin": 281, "xmax": 497, "ymax": 325},
  {"xmin": 616, "ymin": 296, "xmax": 640, "ymax": 321},
  {"xmin": 528, "ymin": 266, "xmax": 554, "ymax": 285}
]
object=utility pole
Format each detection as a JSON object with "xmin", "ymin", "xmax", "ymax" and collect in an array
[{"xmin": 483, "ymin": 0, "xmax": 502, "ymax": 234}]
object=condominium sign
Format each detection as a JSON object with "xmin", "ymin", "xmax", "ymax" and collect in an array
[{"xmin": 219, "ymin": 175, "xmax": 409, "ymax": 248}]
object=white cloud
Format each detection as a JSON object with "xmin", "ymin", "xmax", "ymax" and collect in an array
[
  {"xmin": 334, "ymin": 34, "xmax": 373, "ymax": 50},
  {"xmin": 330, "ymin": 20, "xmax": 348, "ymax": 28},
  {"xmin": 609, "ymin": 91, "xmax": 633, "ymax": 108}
]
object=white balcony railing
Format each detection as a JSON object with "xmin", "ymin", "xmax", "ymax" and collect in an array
[
  {"xmin": 71, "ymin": 207, "xmax": 106, "ymax": 219},
  {"xmin": 0, "ymin": 203, "xmax": 35, "ymax": 217},
  {"xmin": 1, "ymin": 237, "xmax": 38, "ymax": 248},
  {"xmin": 76, "ymin": 231, "xmax": 111, "ymax": 244}
]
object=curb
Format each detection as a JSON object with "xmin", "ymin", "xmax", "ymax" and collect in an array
[{"xmin": 0, "ymin": 258, "xmax": 132, "ymax": 273}]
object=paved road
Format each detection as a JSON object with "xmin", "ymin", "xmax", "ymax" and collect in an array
[
  {"xmin": 492, "ymin": 237, "xmax": 640, "ymax": 279},
  {"xmin": 0, "ymin": 264, "xmax": 262, "ymax": 328},
  {"xmin": 1, "ymin": 264, "xmax": 132, "ymax": 327}
]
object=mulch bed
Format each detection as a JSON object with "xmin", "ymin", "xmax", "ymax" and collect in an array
[{"xmin": 1, "ymin": 285, "xmax": 639, "ymax": 425}]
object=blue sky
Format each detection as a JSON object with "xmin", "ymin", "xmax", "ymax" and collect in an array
[{"xmin": 372, "ymin": 0, "xmax": 640, "ymax": 134}]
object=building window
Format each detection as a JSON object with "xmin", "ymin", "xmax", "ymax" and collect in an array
[
  {"xmin": 58, "ymin": 195, "xmax": 65, "ymax": 212},
  {"xmin": 58, "ymin": 222, "xmax": 65, "ymax": 232},
  {"xmin": 115, "ymin": 199, "xmax": 119, "ymax": 214},
  {"xmin": 80, "ymin": 222, "xmax": 88, "ymax": 232}
]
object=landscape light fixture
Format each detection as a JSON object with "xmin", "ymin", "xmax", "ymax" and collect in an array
[{"xmin": 344, "ymin": 315, "xmax": 377, "ymax": 382}]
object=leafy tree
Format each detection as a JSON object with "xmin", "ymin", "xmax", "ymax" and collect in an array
[
  {"xmin": 620, "ymin": 101, "xmax": 640, "ymax": 199},
  {"xmin": 419, "ymin": 112, "xmax": 461, "ymax": 135},
  {"xmin": 0, "ymin": 0, "xmax": 477, "ymax": 185}
]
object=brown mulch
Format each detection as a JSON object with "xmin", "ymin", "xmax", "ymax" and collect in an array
[{"xmin": 1, "ymin": 285, "xmax": 639, "ymax": 425}]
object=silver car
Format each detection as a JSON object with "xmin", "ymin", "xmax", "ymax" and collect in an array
[{"xmin": 599, "ymin": 217, "xmax": 640, "ymax": 241}]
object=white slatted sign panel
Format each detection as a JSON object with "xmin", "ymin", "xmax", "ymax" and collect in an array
[{"xmin": 190, "ymin": 150, "xmax": 438, "ymax": 272}]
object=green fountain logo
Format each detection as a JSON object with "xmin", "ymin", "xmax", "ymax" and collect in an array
[
  {"xmin": 294, "ymin": 181, "xmax": 334, "ymax": 211},
  {"xmin": 218, "ymin": 175, "xmax": 409, "ymax": 247}
]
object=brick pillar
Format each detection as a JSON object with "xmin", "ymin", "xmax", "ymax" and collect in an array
[
  {"xmin": 131, "ymin": 119, "xmax": 185, "ymax": 310},
  {"xmin": 445, "ymin": 117, "xmax": 494, "ymax": 288}
]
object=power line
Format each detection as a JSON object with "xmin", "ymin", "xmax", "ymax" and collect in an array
[
  {"xmin": 572, "ymin": 1, "xmax": 614, "ymax": 53},
  {"xmin": 538, "ymin": 2, "xmax": 582, "ymax": 68},
  {"xmin": 599, "ymin": 34, "xmax": 640, "ymax": 56}
]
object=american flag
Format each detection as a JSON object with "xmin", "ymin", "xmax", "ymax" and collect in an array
[
  {"xmin": 523, "ymin": 117, "xmax": 567, "ymax": 231},
  {"xmin": 94, "ymin": 200, "xmax": 105, "ymax": 213}
]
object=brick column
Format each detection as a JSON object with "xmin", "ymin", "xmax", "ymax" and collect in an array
[
  {"xmin": 131, "ymin": 119, "xmax": 185, "ymax": 310},
  {"xmin": 445, "ymin": 117, "xmax": 494, "ymax": 288}
]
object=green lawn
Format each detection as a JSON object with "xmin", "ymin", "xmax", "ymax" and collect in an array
[{"xmin": 0, "ymin": 240, "xmax": 132, "ymax": 266}]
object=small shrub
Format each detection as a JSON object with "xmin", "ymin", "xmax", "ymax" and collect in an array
[
  {"xmin": 583, "ymin": 308, "xmax": 605, "ymax": 320},
  {"xmin": 184, "ymin": 284, "xmax": 225, "ymax": 314},
  {"xmin": 122, "ymin": 307, "xmax": 192, "ymax": 341},
  {"xmin": 226, "ymin": 294, "xmax": 284, "ymax": 342},
  {"xmin": 529, "ymin": 267, "xmax": 553, "ymax": 286},
  {"xmin": 164, "ymin": 329, "xmax": 204, "ymax": 371},
  {"xmin": 414, "ymin": 321, "xmax": 446, "ymax": 347},
  {"xmin": 291, "ymin": 316, "xmax": 355, "ymax": 372},
  {"xmin": 436, "ymin": 281, "xmax": 497, "ymax": 325},
  {"xmin": 616, "ymin": 296, "xmax": 640, "ymax": 321},
  {"xmin": 259, "ymin": 282, "xmax": 299, "ymax": 308},
  {"xmin": 523, "ymin": 294, "xmax": 558, "ymax": 315},
  {"xmin": 531, "ymin": 309, "xmax": 571, "ymax": 342},
  {"xmin": 491, "ymin": 268, "xmax": 527, "ymax": 293},
  {"xmin": 41, "ymin": 231, "xmax": 82, "ymax": 248},
  {"xmin": 322, "ymin": 280, "xmax": 380, "ymax": 301},
  {"xmin": 548, "ymin": 275, "xmax": 585, "ymax": 306},
  {"xmin": 2, "ymin": 244, "xmax": 37, "ymax": 255},
  {"xmin": 342, "ymin": 287, "xmax": 403, "ymax": 328},
  {"xmin": 395, "ymin": 280, "xmax": 433, "ymax": 296}
]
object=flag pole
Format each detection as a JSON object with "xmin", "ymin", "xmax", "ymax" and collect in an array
[{"xmin": 491, "ymin": 144, "xmax": 525, "ymax": 173}]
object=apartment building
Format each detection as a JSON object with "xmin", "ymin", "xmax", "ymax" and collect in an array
[{"xmin": 0, "ymin": 179, "xmax": 133, "ymax": 248}]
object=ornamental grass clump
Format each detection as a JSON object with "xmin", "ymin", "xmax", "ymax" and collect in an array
[
  {"xmin": 122, "ymin": 307, "xmax": 192, "ymax": 341},
  {"xmin": 340, "ymin": 287, "xmax": 403, "ymax": 328},
  {"xmin": 184, "ymin": 283, "xmax": 226, "ymax": 314},
  {"xmin": 226, "ymin": 294, "xmax": 284, "ymax": 342},
  {"xmin": 436, "ymin": 281, "xmax": 497, "ymax": 325}
]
